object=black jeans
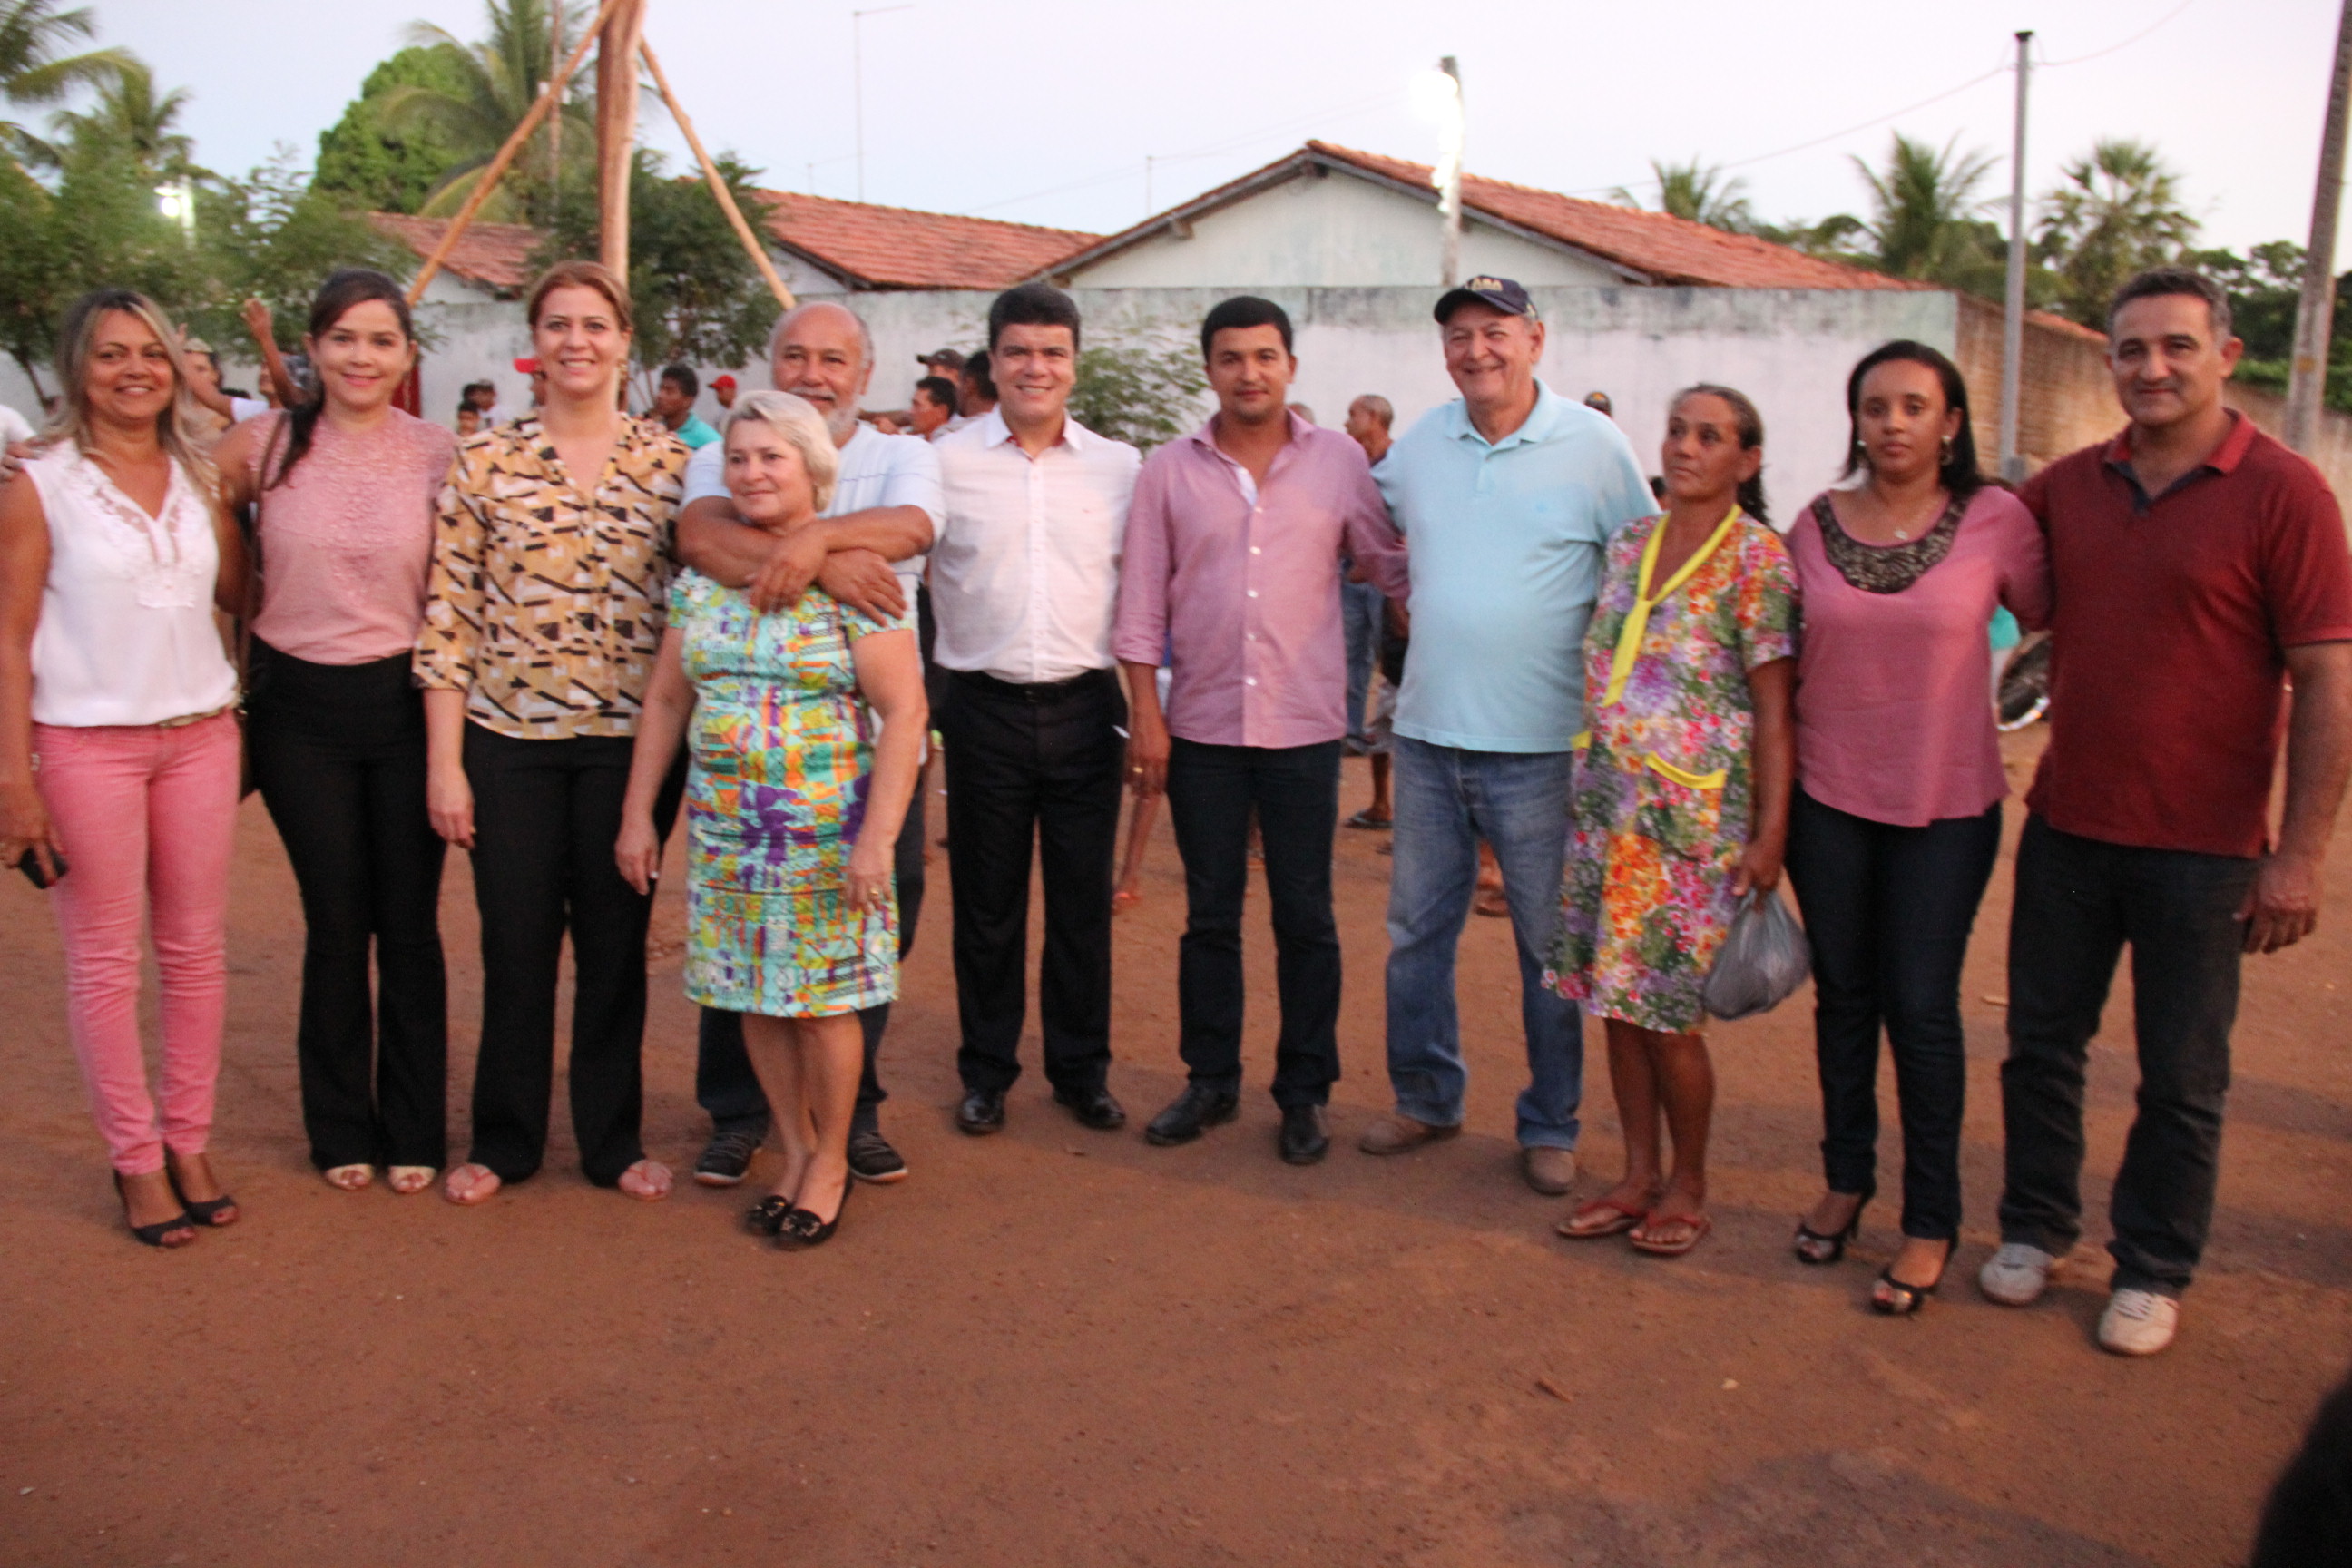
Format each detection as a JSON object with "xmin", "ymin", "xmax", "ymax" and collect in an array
[
  {"xmin": 695, "ymin": 789, "xmax": 929, "ymax": 1137},
  {"xmin": 1165, "ymin": 738, "xmax": 1343, "ymax": 1107},
  {"xmin": 1997, "ymin": 814, "xmax": 2257, "ymax": 1297},
  {"xmin": 1783, "ymin": 786, "xmax": 2001, "ymax": 1241},
  {"xmin": 461, "ymin": 723, "xmax": 683, "ymax": 1185},
  {"xmin": 246, "ymin": 640, "xmax": 448, "ymax": 1171},
  {"xmin": 940, "ymin": 668, "xmax": 1125, "ymax": 1096}
]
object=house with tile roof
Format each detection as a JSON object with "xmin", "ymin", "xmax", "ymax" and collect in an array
[{"xmin": 750, "ymin": 190, "xmax": 1098, "ymax": 292}]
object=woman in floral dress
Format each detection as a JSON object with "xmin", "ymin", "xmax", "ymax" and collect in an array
[
  {"xmin": 618, "ymin": 392, "xmax": 926, "ymax": 1249},
  {"xmin": 1545, "ymin": 386, "xmax": 1798, "ymax": 1257}
]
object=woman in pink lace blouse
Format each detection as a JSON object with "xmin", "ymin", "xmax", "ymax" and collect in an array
[{"xmin": 215, "ymin": 270, "xmax": 458, "ymax": 1198}]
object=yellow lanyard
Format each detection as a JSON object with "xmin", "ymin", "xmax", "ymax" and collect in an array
[{"xmin": 1599, "ymin": 505, "xmax": 1742, "ymax": 710}]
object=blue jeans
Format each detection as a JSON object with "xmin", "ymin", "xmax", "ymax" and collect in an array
[
  {"xmin": 1383, "ymin": 736, "xmax": 1583, "ymax": 1149},
  {"xmin": 1340, "ymin": 578, "xmax": 1384, "ymax": 748}
]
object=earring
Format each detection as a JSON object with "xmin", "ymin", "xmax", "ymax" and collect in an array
[{"xmin": 1941, "ymin": 434, "xmax": 1955, "ymax": 463}]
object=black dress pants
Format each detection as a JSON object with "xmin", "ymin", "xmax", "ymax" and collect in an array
[
  {"xmin": 461, "ymin": 723, "xmax": 682, "ymax": 1185},
  {"xmin": 940, "ymin": 668, "xmax": 1124, "ymax": 1096},
  {"xmin": 246, "ymin": 640, "xmax": 448, "ymax": 1171},
  {"xmin": 695, "ymin": 790, "xmax": 929, "ymax": 1136},
  {"xmin": 1783, "ymin": 786, "xmax": 2001, "ymax": 1241},
  {"xmin": 1164, "ymin": 737, "xmax": 1343, "ymax": 1107},
  {"xmin": 1997, "ymin": 814, "xmax": 2257, "ymax": 1297}
]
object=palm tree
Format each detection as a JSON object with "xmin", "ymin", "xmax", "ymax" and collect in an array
[
  {"xmin": 1611, "ymin": 158, "xmax": 1755, "ymax": 233},
  {"xmin": 45, "ymin": 57, "xmax": 194, "ymax": 175},
  {"xmin": 377, "ymin": 0, "xmax": 595, "ymax": 223},
  {"xmin": 1854, "ymin": 132, "xmax": 2000, "ymax": 282},
  {"xmin": 2039, "ymin": 138, "xmax": 2200, "ymax": 328},
  {"xmin": 0, "ymin": 0, "xmax": 132, "ymax": 161}
]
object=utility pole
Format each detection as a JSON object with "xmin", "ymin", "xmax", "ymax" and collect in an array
[
  {"xmin": 853, "ymin": 5, "xmax": 914, "ymax": 203},
  {"xmin": 594, "ymin": 0, "xmax": 646, "ymax": 275},
  {"xmin": 2288, "ymin": 0, "xmax": 2352, "ymax": 454},
  {"xmin": 1998, "ymin": 30, "xmax": 2032, "ymax": 483},
  {"xmin": 1436, "ymin": 55, "xmax": 1464, "ymax": 288}
]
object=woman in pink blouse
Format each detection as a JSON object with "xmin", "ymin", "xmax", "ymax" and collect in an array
[
  {"xmin": 215, "ymin": 270, "xmax": 457, "ymax": 1197},
  {"xmin": 1784, "ymin": 341, "xmax": 2050, "ymax": 1313}
]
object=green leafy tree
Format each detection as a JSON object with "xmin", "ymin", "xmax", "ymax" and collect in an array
[
  {"xmin": 539, "ymin": 150, "xmax": 781, "ymax": 396},
  {"xmin": 1750, "ymin": 211, "xmax": 1869, "ymax": 262},
  {"xmin": 2040, "ymin": 138, "xmax": 2200, "ymax": 328},
  {"xmin": 1854, "ymin": 132, "xmax": 2005, "ymax": 295},
  {"xmin": 312, "ymin": 44, "xmax": 476, "ymax": 214},
  {"xmin": 0, "ymin": 0, "xmax": 131, "ymax": 163},
  {"xmin": 1069, "ymin": 332, "xmax": 1208, "ymax": 451},
  {"xmin": 1611, "ymin": 158, "xmax": 1755, "ymax": 232},
  {"xmin": 41, "ymin": 56, "xmax": 195, "ymax": 176},
  {"xmin": 2192, "ymin": 241, "xmax": 2352, "ymax": 412},
  {"xmin": 377, "ymin": 0, "xmax": 593, "ymax": 224},
  {"xmin": 181, "ymin": 149, "xmax": 413, "ymax": 353}
]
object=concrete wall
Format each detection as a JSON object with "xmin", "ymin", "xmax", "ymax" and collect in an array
[
  {"xmin": 1063, "ymin": 172, "xmax": 1623, "ymax": 292},
  {"xmin": 831, "ymin": 284, "xmax": 1958, "ymax": 523}
]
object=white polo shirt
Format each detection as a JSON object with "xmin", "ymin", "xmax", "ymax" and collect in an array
[
  {"xmin": 929, "ymin": 408, "xmax": 1140, "ymax": 685},
  {"xmin": 682, "ymin": 419, "xmax": 945, "ymax": 595}
]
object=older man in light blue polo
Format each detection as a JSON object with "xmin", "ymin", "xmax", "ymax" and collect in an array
[{"xmin": 1361, "ymin": 276, "xmax": 1652, "ymax": 1195}]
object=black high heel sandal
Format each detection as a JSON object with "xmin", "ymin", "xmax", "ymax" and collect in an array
[
  {"xmin": 113, "ymin": 1172, "xmax": 197, "ymax": 1249},
  {"xmin": 164, "ymin": 1156, "xmax": 238, "ymax": 1228},
  {"xmin": 1793, "ymin": 1189, "xmax": 1872, "ymax": 1266},
  {"xmin": 778, "ymin": 1178, "xmax": 852, "ymax": 1249},
  {"xmin": 745, "ymin": 1194, "xmax": 794, "ymax": 1236},
  {"xmin": 1872, "ymin": 1241, "xmax": 1954, "ymax": 1316}
]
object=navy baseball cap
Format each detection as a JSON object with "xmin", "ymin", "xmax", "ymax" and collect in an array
[{"xmin": 1434, "ymin": 275, "xmax": 1536, "ymax": 323}]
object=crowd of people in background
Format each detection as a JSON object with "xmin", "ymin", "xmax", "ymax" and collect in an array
[{"xmin": 0, "ymin": 251, "xmax": 2346, "ymax": 1361}]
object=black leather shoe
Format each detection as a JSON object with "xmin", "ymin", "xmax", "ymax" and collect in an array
[
  {"xmin": 1279, "ymin": 1103, "xmax": 1329, "ymax": 1166},
  {"xmin": 1145, "ymin": 1083, "xmax": 1239, "ymax": 1146},
  {"xmin": 956, "ymin": 1088, "xmax": 1006, "ymax": 1135},
  {"xmin": 1054, "ymin": 1085, "xmax": 1127, "ymax": 1132}
]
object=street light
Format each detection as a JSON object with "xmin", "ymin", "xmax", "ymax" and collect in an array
[
  {"xmin": 1411, "ymin": 57, "xmax": 1464, "ymax": 287},
  {"xmin": 155, "ymin": 180, "xmax": 196, "ymax": 234}
]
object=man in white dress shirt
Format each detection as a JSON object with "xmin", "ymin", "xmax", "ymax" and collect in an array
[
  {"xmin": 930, "ymin": 284, "xmax": 1141, "ymax": 1136},
  {"xmin": 673, "ymin": 299, "xmax": 941, "ymax": 1190}
]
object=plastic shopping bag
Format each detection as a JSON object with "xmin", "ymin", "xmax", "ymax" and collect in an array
[{"xmin": 1701, "ymin": 887, "xmax": 1810, "ymax": 1021}]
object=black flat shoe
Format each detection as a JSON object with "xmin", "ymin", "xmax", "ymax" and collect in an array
[
  {"xmin": 1054, "ymin": 1085, "xmax": 1126, "ymax": 1132},
  {"xmin": 1794, "ymin": 1191, "xmax": 1871, "ymax": 1266},
  {"xmin": 745, "ymin": 1194, "xmax": 794, "ymax": 1236},
  {"xmin": 1145, "ymin": 1083, "xmax": 1239, "ymax": 1146},
  {"xmin": 113, "ymin": 1172, "xmax": 197, "ymax": 1250},
  {"xmin": 779, "ymin": 1180, "xmax": 851, "ymax": 1249},
  {"xmin": 165, "ymin": 1156, "xmax": 238, "ymax": 1227},
  {"xmin": 1872, "ymin": 1242, "xmax": 1953, "ymax": 1316},
  {"xmin": 956, "ymin": 1087, "xmax": 1006, "ymax": 1136},
  {"xmin": 1279, "ymin": 1103, "xmax": 1329, "ymax": 1166}
]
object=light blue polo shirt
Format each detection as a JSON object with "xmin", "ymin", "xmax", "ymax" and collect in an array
[{"xmin": 1377, "ymin": 382, "xmax": 1653, "ymax": 753}]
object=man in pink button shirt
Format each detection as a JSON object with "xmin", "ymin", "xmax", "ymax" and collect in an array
[{"xmin": 1115, "ymin": 297, "xmax": 1408, "ymax": 1164}]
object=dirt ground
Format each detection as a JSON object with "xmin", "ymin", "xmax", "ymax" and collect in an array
[{"xmin": 4, "ymin": 728, "xmax": 2348, "ymax": 1568}]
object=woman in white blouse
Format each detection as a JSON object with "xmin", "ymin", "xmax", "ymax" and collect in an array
[{"xmin": 0, "ymin": 289, "xmax": 250, "ymax": 1248}]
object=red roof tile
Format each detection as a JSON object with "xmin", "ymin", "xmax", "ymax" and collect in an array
[
  {"xmin": 750, "ymin": 190, "xmax": 1098, "ymax": 290},
  {"xmin": 370, "ymin": 212, "xmax": 541, "ymax": 294},
  {"xmin": 1302, "ymin": 142, "xmax": 1921, "ymax": 291}
]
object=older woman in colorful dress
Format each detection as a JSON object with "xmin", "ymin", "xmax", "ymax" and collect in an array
[
  {"xmin": 0, "ymin": 289, "xmax": 250, "ymax": 1246},
  {"xmin": 1783, "ymin": 340, "xmax": 2049, "ymax": 1314},
  {"xmin": 617, "ymin": 391, "xmax": 926, "ymax": 1248},
  {"xmin": 1545, "ymin": 385, "xmax": 1798, "ymax": 1258}
]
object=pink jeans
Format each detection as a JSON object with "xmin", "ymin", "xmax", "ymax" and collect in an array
[{"xmin": 33, "ymin": 711, "xmax": 240, "ymax": 1175}]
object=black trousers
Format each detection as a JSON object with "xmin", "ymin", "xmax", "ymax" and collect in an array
[
  {"xmin": 1165, "ymin": 737, "xmax": 1343, "ymax": 1107},
  {"xmin": 695, "ymin": 789, "xmax": 929, "ymax": 1136},
  {"xmin": 246, "ymin": 640, "xmax": 449, "ymax": 1171},
  {"xmin": 1783, "ymin": 786, "xmax": 2001, "ymax": 1240},
  {"xmin": 940, "ymin": 668, "xmax": 1125, "ymax": 1096},
  {"xmin": 461, "ymin": 723, "xmax": 683, "ymax": 1185},
  {"xmin": 1997, "ymin": 814, "xmax": 2257, "ymax": 1297}
]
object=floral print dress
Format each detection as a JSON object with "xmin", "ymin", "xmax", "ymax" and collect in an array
[
  {"xmin": 672, "ymin": 569, "xmax": 913, "ymax": 1018},
  {"xmin": 1545, "ymin": 511, "xmax": 1798, "ymax": 1032}
]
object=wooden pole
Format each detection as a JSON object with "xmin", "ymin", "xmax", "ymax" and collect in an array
[
  {"xmin": 404, "ymin": 0, "xmax": 626, "ymax": 306},
  {"xmin": 640, "ymin": 39, "xmax": 797, "ymax": 312},
  {"xmin": 2288, "ymin": 0, "xmax": 2352, "ymax": 453},
  {"xmin": 594, "ymin": 0, "xmax": 647, "ymax": 278},
  {"xmin": 546, "ymin": 0, "xmax": 563, "ymax": 191}
]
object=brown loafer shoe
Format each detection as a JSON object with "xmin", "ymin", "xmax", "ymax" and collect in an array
[
  {"xmin": 1521, "ymin": 1146, "xmax": 1578, "ymax": 1195},
  {"xmin": 1357, "ymin": 1112, "xmax": 1460, "ymax": 1155}
]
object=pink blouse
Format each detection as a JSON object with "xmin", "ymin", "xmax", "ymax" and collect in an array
[
  {"xmin": 1790, "ymin": 485, "xmax": 2051, "ymax": 827},
  {"xmin": 247, "ymin": 408, "xmax": 457, "ymax": 665}
]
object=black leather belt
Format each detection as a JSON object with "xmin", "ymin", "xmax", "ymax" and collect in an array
[{"xmin": 949, "ymin": 667, "xmax": 1114, "ymax": 703}]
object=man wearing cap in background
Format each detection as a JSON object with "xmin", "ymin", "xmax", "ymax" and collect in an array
[
  {"xmin": 710, "ymin": 373, "xmax": 739, "ymax": 412},
  {"xmin": 1360, "ymin": 276, "xmax": 1652, "ymax": 1198}
]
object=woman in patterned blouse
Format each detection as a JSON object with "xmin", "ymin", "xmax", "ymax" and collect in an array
[
  {"xmin": 616, "ymin": 392, "xmax": 926, "ymax": 1248},
  {"xmin": 414, "ymin": 260, "xmax": 690, "ymax": 1207}
]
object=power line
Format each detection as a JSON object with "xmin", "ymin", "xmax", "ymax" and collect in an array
[{"xmin": 2039, "ymin": 0, "xmax": 2196, "ymax": 67}]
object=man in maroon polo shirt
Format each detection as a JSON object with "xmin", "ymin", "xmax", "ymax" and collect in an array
[{"xmin": 1982, "ymin": 268, "xmax": 2352, "ymax": 1356}]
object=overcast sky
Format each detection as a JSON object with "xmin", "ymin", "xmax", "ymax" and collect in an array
[{"xmin": 86, "ymin": 0, "xmax": 2337, "ymax": 259}]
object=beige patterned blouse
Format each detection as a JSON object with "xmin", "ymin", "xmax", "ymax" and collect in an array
[{"xmin": 414, "ymin": 414, "xmax": 689, "ymax": 739}]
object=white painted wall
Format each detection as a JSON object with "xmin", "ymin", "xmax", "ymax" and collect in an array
[{"xmin": 1063, "ymin": 172, "xmax": 1623, "ymax": 291}]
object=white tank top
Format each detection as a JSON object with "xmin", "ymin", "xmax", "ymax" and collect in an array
[{"xmin": 24, "ymin": 444, "xmax": 240, "ymax": 727}]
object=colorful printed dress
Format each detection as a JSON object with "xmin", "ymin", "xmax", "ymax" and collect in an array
[
  {"xmin": 672, "ymin": 568, "xmax": 913, "ymax": 1017},
  {"xmin": 1544, "ymin": 511, "xmax": 1798, "ymax": 1032}
]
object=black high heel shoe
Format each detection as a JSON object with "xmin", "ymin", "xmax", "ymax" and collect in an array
[
  {"xmin": 745, "ymin": 1194, "xmax": 794, "ymax": 1236},
  {"xmin": 1872, "ymin": 1240, "xmax": 1954, "ymax": 1316},
  {"xmin": 1793, "ymin": 1189, "xmax": 1872, "ymax": 1266},
  {"xmin": 113, "ymin": 1172, "xmax": 197, "ymax": 1249},
  {"xmin": 164, "ymin": 1154, "xmax": 238, "ymax": 1228},
  {"xmin": 778, "ymin": 1177, "xmax": 852, "ymax": 1249}
]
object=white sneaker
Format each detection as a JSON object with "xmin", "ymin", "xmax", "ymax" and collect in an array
[
  {"xmin": 2098, "ymin": 1289, "xmax": 2180, "ymax": 1357},
  {"xmin": 1978, "ymin": 1242, "xmax": 2056, "ymax": 1306}
]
